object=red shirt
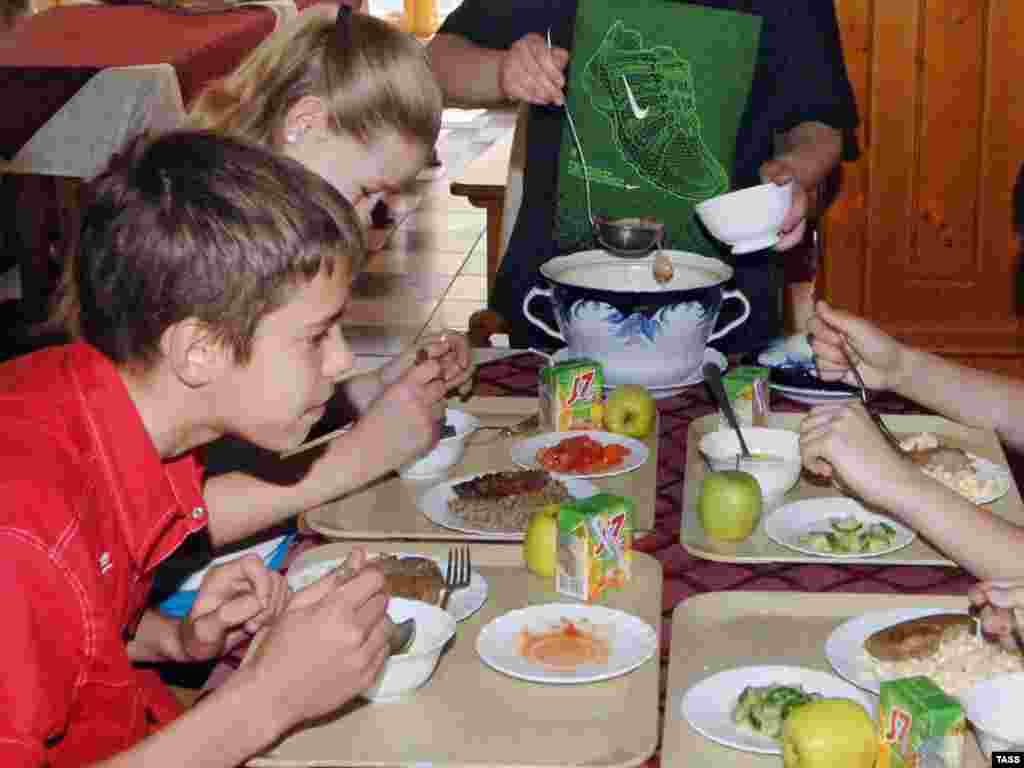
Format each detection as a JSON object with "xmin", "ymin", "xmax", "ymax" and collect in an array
[{"xmin": 0, "ymin": 344, "xmax": 208, "ymax": 767}]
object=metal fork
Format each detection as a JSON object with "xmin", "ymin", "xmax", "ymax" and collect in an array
[
  {"xmin": 842, "ymin": 346, "xmax": 904, "ymax": 452},
  {"xmin": 440, "ymin": 546, "xmax": 472, "ymax": 611}
]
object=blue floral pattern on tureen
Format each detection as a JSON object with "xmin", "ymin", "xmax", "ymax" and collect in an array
[{"xmin": 561, "ymin": 299, "xmax": 712, "ymax": 345}]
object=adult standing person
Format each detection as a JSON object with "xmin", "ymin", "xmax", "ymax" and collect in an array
[{"xmin": 428, "ymin": 0, "xmax": 859, "ymax": 354}]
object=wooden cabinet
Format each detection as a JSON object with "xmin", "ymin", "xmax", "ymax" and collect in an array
[{"xmin": 821, "ymin": 0, "xmax": 1024, "ymax": 376}]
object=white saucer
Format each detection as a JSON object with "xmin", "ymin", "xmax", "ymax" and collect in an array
[
  {"xmin": 550, "ymin": 348, "xmax": 727, "ymax": 399},
  {"xmin": 768, "ymin": 383, "xmax": 859, "ymax": 406}
]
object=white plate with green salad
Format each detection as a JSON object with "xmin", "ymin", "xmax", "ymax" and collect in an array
[
  {"xmin": 763, "ymin": 497, "xmax": 916, "ymax": 559},
  {"xmin": 680, "ymin": 665, "xmax": 875, "ymax": 754}
]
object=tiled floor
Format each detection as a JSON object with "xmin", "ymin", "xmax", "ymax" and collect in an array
[{"xmin": 344, "ymin": 107, "xmax": 516, "ymax": 371}]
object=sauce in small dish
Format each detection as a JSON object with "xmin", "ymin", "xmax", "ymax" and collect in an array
[{"xmin": 518, "ymin": 618, "xmax": 610, "ymax": 671}]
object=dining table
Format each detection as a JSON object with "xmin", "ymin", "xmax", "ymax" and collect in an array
[
  {"xmin": 196, "ymin": 349, "xmax": 1024, "ymax": 767},
  {"xmin": 0, "ymin": 0, "xmax": 328, "ymax": 321}
]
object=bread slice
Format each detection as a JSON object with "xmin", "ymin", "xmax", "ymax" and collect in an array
[
  {"xmin": 368, "ymin": 555, "xmax": 445, "ymax": 605},
  {"xmin": 864, "ymin": 613, "xmax": 974, "ymax": 661}
]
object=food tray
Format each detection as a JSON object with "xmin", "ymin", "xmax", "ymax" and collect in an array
[
  {"xmin": 249, "ymin": 543, "xmax": 663, "ymax": 768},
  {"xmin": 305, "ymin": 396, "xmax": 659, "ymax": 542},
  {"xmin": 681, "ymin": 412, "xmax": 1023, "ymax": 566},
  {"xmin": 661, "ymin": 591, "xmax": 988, "ymax": 768}
]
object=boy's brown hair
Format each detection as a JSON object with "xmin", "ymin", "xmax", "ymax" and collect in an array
[
  {"xmin": 75, "ymin": 130, "xmax": 364, "ymax": 367},
  {"xmin": 188, "ymin": 8, "xmax": 441, "ymax": 153}
]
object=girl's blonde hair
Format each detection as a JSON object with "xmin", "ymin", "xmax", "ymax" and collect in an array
[{"xmin": 188, "ymin": 7, "xmax": 442, "ymax": 152}]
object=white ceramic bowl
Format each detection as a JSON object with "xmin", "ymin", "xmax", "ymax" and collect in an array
[
  {"xmin": 961, "ymin": 672, "xmax": 1024, "ymax": 758},
  {"xmin": 698, "ymin": 427, "xmax": 801, "ymax": 503},
  {"xmin": 695, "ymin": 181, "xmax": 794, "ymax": 254},
  {"xmin": 363, "ymin": 597, "xmax": 457, "ymax": 702},
  {"xmin": 398, "ymin": 408, "xmax": 481, "ymax": 480}
]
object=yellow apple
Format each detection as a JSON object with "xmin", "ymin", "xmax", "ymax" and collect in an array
[
  {"xmin": 698, "ymin": 469, "xmax": 763, "ymax": 541},
  {"xmin": 605, "ymin": 384, "xmax": 656, "ymax": 439},
  {"xmin": 523, "ymin": 503, "xmax": 560, "ymax": 577},
  {"xmin": 782, "ymin": 698, "xmax": 877, "ymax": 768}
]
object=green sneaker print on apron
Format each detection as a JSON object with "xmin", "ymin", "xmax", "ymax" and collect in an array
[{"xmin": 554, "ymin": 0, "xmax": 761, "ymax": 258}]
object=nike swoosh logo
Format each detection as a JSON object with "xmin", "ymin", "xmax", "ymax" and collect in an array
[{"xmin": 622, "ymin": 75, "xmax": 649, "ymax": 120}]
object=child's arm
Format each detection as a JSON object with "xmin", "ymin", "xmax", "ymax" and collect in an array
[
  {"xmin": 809, "ymin": 300, "xmax": 1024, "ymax": 451},
  {"xmin": 100, "ymin": 557, "xmax": 390, "ymax": 768},
  {"xmin": 800, "ymin": 399, "xmax": 1024, "ymax": 581},
  {"xmin": 202, "ymin": 359, "xmax": 450, "ymax": 545}
]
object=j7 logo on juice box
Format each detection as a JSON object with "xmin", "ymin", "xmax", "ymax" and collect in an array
[
  {"xmin": 566, "ymin": 371, "xmax": 596, "ymax": 405},
  {"xmin": 590, "ymin": 511, "xmax": 628, "ymax": 558},
  {"xmin": 885, "ymin": 707, "xmax": 912, "ymax": 752}
]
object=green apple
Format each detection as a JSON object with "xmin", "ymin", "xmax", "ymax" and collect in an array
[
  {"xmin": 604, "ymin": 384, "xmax": 656, "ymax": 438},
  {"xmin": 523, "ymin": 503, "xmax": 560, "ymax": 577},
  {"xmin": 698, "ymin": 469, "xmax": 763, "ymax": 541},
  {"xmin": 782, "ymin": 698, "xmax": 877, "ymax": 768}
]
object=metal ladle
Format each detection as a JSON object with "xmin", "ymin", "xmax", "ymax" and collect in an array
[{"xmin": 546, "ymin": 29, "xmax": 673, "ymax": 284}]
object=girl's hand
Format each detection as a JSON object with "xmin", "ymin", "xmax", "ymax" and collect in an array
[
  {"xmin": 799, "ymin": 400, "xmax": 920, "ymax": 507},
  {"xmin": 181, "ymin": 554, "xmax": 290, "ymax": 661},
  {"xmin": 807, "ymin": 301, "xmax": 904, "ymax": 391},
  {"xmin": 381, "ymin": 332, "xmax": 474, "ymax": 395}
]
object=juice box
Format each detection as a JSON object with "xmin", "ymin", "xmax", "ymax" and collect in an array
[
  {"xmin": 718, "ymin": 365, "xmax": 770, "ymax": 428},
  {"xmin": 878, "ymin": 676, "xmax": 966, "ymax": 768},
  {"xmin": 539, "ymin": 358, "xmax": 605, "ymax": 431},
  {"xmin": 555, "ymin": 493, "xmax": 633, "ymax": 601}
]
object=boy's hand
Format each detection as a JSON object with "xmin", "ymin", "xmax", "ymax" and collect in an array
[
  {"xmin": 969, "ymin": 581, "xmax": 1024, "ymax": 653},
  {"xmin": 799, "ymin": 400, "xmax": 920, "ymax": 506},
  {"xmin": 181, "ymin": 554, "xmax": 290, "ymax": 661},
  {"xmin": 808, "ymin": 300, "xmax": 904, "ymax": 391},
  {"xmin": 251, "ymin": 549, "xmax": 391, "ymax": 727}
]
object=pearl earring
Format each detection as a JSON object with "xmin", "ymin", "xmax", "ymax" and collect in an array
[{"xmin": 285, "ymin": 131, "xmax": 299, "ymax": 144}]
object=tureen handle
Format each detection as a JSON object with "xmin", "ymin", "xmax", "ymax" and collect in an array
[
  {"xmin": 706, "ymin": 289, "xmax": 751, "ymax": 342},
  {"xmin": 522, "ymin": 286, "xmax": 565, "ymax": 342}
]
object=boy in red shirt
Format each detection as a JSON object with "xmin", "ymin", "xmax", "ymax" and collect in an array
[{"xmin": 0, "ymin": 131, "xmax": 449, "ymax": 767}]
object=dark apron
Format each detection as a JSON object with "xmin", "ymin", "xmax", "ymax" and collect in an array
[{"xmin": 553, "ymin": 0, "xmax": 761, "ymax": 258}]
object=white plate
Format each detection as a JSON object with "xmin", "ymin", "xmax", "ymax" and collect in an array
[
  {"xmin": 509, "ymin": 430, "xmax": 649, "ymax": 479},
  {"xmin": 418, "ymin": 473, "xmax": 600, "ymax": 539},
  {"xmin": 825, "ymin": 607, "xmax": 972, "ymax": 695},
  {"xmin": 286, "ymin": 552, "xmax": 489, "ymax": 623},
  {"xmin": 475, "ymin": 603, "xmax": 657, "ymax": 684},
  {"xmin": 764, "ymin": 497, "xmax": 916, "ymax": 559},
  {"xmin": 681, "ymin": 665, "xmax": 875, "ymax": 754},
  {"xmin": 550, "ymin": 348, "xmax": 727, "ymax": 399},
  {"xmin": 937, "ymin": 453, "xmax": 1012, "ymax": 505},
  {"xmin": 769, "ymin": 382, "xmax": 859, "ymax": 405}
]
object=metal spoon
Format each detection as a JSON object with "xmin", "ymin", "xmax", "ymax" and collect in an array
[
  {"xmin": 841, "ymin": 343, "xmax": 904, "ymax": 452},
  {"xmin": 702, "ymin": 362, "xmax": 752, "ymax": 460},
  {"xmin": 388, "ymin": 617, "xmax": 416, "ymax": 655}
]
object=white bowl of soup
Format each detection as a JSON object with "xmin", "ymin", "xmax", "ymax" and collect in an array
[
  {"xmin": 363, "ymin": 597, "xmax": 457, "ymax": 702},
  {"xmin": 398, "ymin": 408, "xmax": 481, "ymax": 481},
  {"xmin": 698, "ymin": 427, "xmax": 801, "ymax": 504}
]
